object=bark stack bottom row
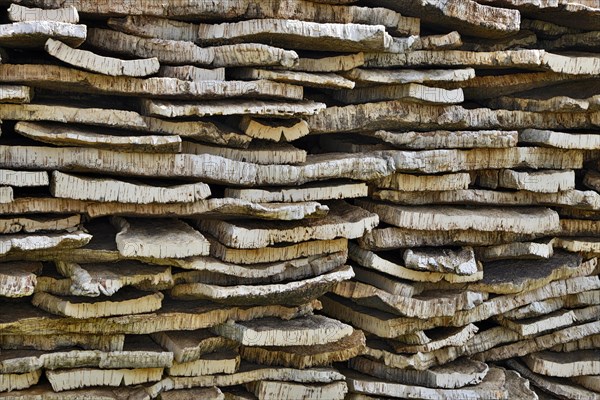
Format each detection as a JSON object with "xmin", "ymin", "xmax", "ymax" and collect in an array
[{"xmin": 0, "ymin": 0, "xmax": 599, "ymax": 399}]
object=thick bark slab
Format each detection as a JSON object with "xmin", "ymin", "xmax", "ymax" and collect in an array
[
  {"xmin": 345, "ymin": 367, "xmax": 517, "ymax": 399},
  {"xmin": 520, "ymin": 128, "xmax": 600, "ymax": 149},
  {"xmin": 321, "ymin": 276, "xmax": 600, "ymax": 336},
  {"xmin": 0, "ymin": 64, "xmax": 303, "ymax": 101},
  {"xmin": 479, "ymin": 169, "xmax": 575, "ymax": 193},
  {"xmin": 0, "ymin": 261, "xmax": 41, "ymax": 298},
  {"xmin": 51, "ymin": 171, "xmax": 211, "ymax": 204},
  {"xmin": 198, "ymin": 201, "xmax": 378, "ymax": 248},
  {"xmin": 0, "ymin": 370, "xmax": 41, "ymax": 392},
  {"xmin": 112, "ymin": 217, "xmax": 209, "ymax": 259},
  {"xmin": 230, "ymin": 68, "xmax": 355, "ymax": 90},
  {"xmin": 0, "ymin": 299, "xmax": 320, "ymax": 335},
  {"xmin": 350, "ymin": 356, "xmax": 489, "ymax": 389},
  {"xmin": 349, "ymin": 243, "xmax": 483, "ymax": 283},
  {"xmin": 0, "ymin": 231, "xmax": 92, "ymax": 257},
  {"xmin": 239, "ymin": 329, "xmax": 365, "ymax": 369},
  {"xmin": 224, "ymin": 182, "xmax": 368, "ymax": 203},
  {"xmin": 374, "ymin": 189, "xmax": 600, "ymax": 209},
  {"xmin": 54, "ymin": 260, "xmax": 173, "ymax": 297},
  {"xmin": 0, "ymin": 21, "xmax": 85, "ymax": 48},
  {"xmin": 523, "ymin": 350, "xmax": 600, "ymax": 377},
  {"xmin": 0, "ymin": 85, "xmax": 32, "ymax": 104},
  {"xmin": 151, "ymin": 329, "xmax": 238, "ymax": 363},
  {"xmin": 166, "ymin": 19, "xmax": 392, "ymax": 52},
  {"xmin": 0, "ymin": 170, "xmax": 48, "ymax": 187},
  {"xmin": 307, "ymin": 100, "xmax": 600, "ymax": 134},
  {"xmin": 32, "ymin": 290, "xmax": 164, "ymax": 319},
  {"xmin": 477, "ymin": 241, "xmax": 554, "ymax": 261},
  {"xmin": 0, "ymin": 104, "xmax": 252, "ymax": 148},
  {"xmin": 344, "ymin": 67, "xmax": 474, "ymax": 85},
  {"xmin": 332, "ymin": 280, "xmax": 486, "ymax": 318},
  {"xmin": 507, "ymin": 360, "xmax": 600, "ymax": 400},
  {"xmin": 238, "ymin": 117, "xmax": 310, "ymax": 142},
  {"xmin": 212, "ymin": 315, "xmax": 353, "ymax": 347},
  {"xmin": 208, "ymin": 237, "xmax": 347, "ymax": 265},
  {"xmin": 15, "ymin": 122, "xmax": 182, "ymax": 153},
  {"xmin": 332, "ymin": 84, "xmax": 464, "ymax": 105},
  {"xmin": 170, "ymin": 265, "xmax": 354, "ymax": 305},
  {"xmin": 86, "ymin": 28, "xmax": 299, "ymax": 68},
  {"xmin": 247, "ymin": 381, "xmax": 347, "ymax": 400},
  {"xmin": 8, "ymin": 4, "xmax": 79, "ymax": 23},
  {"xmin": 182, "ymin": 141, "xmax": 307, "ymax": 165},
  {"xmin": 357, "ymin": 200, "xmax": 559, "ymax": 234},
  {"xmin": 362, "ymin": 130, "xmax": 517, "ymax": 149},
  {"xmin": 158, "ymin": 65, "xmax": 225, "ymax": 81},
  {"xmin": 403, "ymin": 247, "xmax": 478, "ymax": 275},
  {"xmin": 0, "ymin": 215, "xmax": 80, "ymax": 234},
  {"xmin": 142, "ymin": 99, "xmax": 325, "ymax": 118},
  {"xmin": 168, "ymin": 351, "xmax": 240, "ymax": 377},
  {"xmin": 46, "ymin": 367, "xmax": 163, "ymax": 391},
  {"xmin": 45, "ymin": 38, "xmax": 159, "ymax": 77}
]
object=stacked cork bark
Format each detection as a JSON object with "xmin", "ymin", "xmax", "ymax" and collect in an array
[{"xmin": 0, "ymin": 0, "xmax": 599, "ymax": 399}]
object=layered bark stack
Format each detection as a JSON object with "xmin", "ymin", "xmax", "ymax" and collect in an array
[{"xmin": 0, "ymin": 0, "xmax": 598, "ymax": 399}]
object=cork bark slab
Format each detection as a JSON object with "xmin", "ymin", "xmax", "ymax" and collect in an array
[
  {"xmin": 224, "ymin": 182, "xmax": 368, "ymax": 203},
  {"xmin": 158, "ymin": 65, "xmax": 225, "ymax": 81},
  {"xmin": 403, "ymin": 247, "xmax": 478, "ymax": 275},
  {"xmin": 0, "ymin": 169, "xmax": 48, "ymax": 187},
  {"xmin": 0, "ymin": 85, "xmax": 32, "ymax": 104},
  {"xmin": 497, "ymin": 306, "xmax": 600, "ymax": 337},
  {"xmin": 391, "ymin": 324, "xmax": 480, "ymax": 354},
  {"xmin": 148, "ymin": 363, "xmax": 344, "ymax": 397},
  {"xmin": 523, "ymin": 350, "xmax": 600, "ymax": 377},
  {"xmin": 477, "ymin": 241, "xmax": 554, "ymax": 261},
  {"xmin": 363, "ymin": 0, "xmax": 519, "ymax": 38},
  {"xmin": 112, "ymin": 217, "xmax": 210, "ymax": 259},
  {"xmin": 54, "ymin": 260, "xmax": 173, "ymax": 297},
  {"xmin": 198, "ymin": 201, "xmax": 377, "ymax": 249},
  {"xmin": 0, "ymin": 333, "xmax": 124, "ymax": 353},
  {"xmin": 0, "ymin": 64, "xmax": 303, "ymax": 101},
  {"xmin": 208, "ymin": 237, "xmax": 348, "ymax": 265},
  {"xmin": 247, "ymin": 380, "xmax": 348, "ymax": 400},
  {"xmin": 169, "ymin": 264, "xmax": 354, "ymax": 305},
  {"xmin": 51, "ymin": 171, "xmax": 211, "ymax": 204},
  {"xmin": 193, "ymin": 19, "xmax": 392, "ymax": 52},
  {"xmin": 344, "ymin": 367, "xmax": 514, "ymax": 399},
  {"xmin": 46, "ymin": 367, "xmax": 163, "ymax": 391},
  {"xmin": 151, "ymin": 329, "xmax": 238, "ymax": 363},
  {"xmin": 45, "ymin": 38, "xmax": 160, "ymax": 77},
  {"xmin": 212, "ymin": 315, "xmax": 354, "ymax": 347},
  {"xmin": 0, "ymin": 104, "xmax": 252, "ymax": 148},
  {"xmin": 230, "ymin": 68, "xmax": 355, "ymax": 89},
  {"xmin": 332, "ymin": 280, "xmax": 486, "ymax": 318},
  {"xmin": 167, "ymin": 351, "xmax": 240, "ymax": 377},
  {"xmin": 520, "ymin": 128, "xmax": 600, "ymax": 149},
  {"xmin": 332, "ymin": 84, "xmax": 464, "ymax": 105},
  {"xmin": 0, "ymin": 261, "xmax": 41, "ymax": 298},
  {"xmin": 86, "ymin": 28, "xmax": 298, "ymax": 68},
  {"xmin": 350, "ymin": 356, "xmax": 489, "ymax": 389},
  {"xmin": 278, "ymin": 53, "xmax": 365, "ymax": 73},
  {"xmin": 182, "ymin": 141, "xmax": 307, "ymax": 165},
  {"xmin": 238, "ymin": 117, "xmax": 310, "ymax": 142},
  {"xmin": 507, "ymin": 360, "xmax": 600, "ymax": 400},
  {"xmin": 349, "ymin": 243, "xmax": 483, "ymax": 283},
  {"xmin": 374, "ymin": 189, "xmax": 600, "ymax": 210},
  {"xmin": 0, "ymin": 298, "xmax": 320, "ymax": 335},
  {"xmin": 8, "ymin": 4, "xmax": 79, "ymax": 23},
  {"xmin": 0, "ymin": 21, "xmax": 86, "ymax": 48},
  {"xmin": 344, "ymin": 68, "xmax": 475, "ymax": 85},
  {"xmin": 0, "ymin": 369, "xmax": 42, "ymax": 392},
  {"xmin": 174, "ymin": 251, "xmax": 347, "ymax": 286},
  {"xmin": 15, "ymin": 122, "xmax": 182, "ymax": 153},
  {"xmin": 0, "ymin": 215, "xmax": 80, "ymax": 234},
  {"xmin": 0, "ymin": 231, "xmax": 92, "ymax": 257},
  {"xmin": 373, "ymin": 172, "xmax": 471, "ymax": 191},
  {"xmin": 356, "ymin": 200, "xmax": 560, "ymax": 234},
  {"xmin": 161, "ymin": 387, "xmax": 224, "ymax": 400}
]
